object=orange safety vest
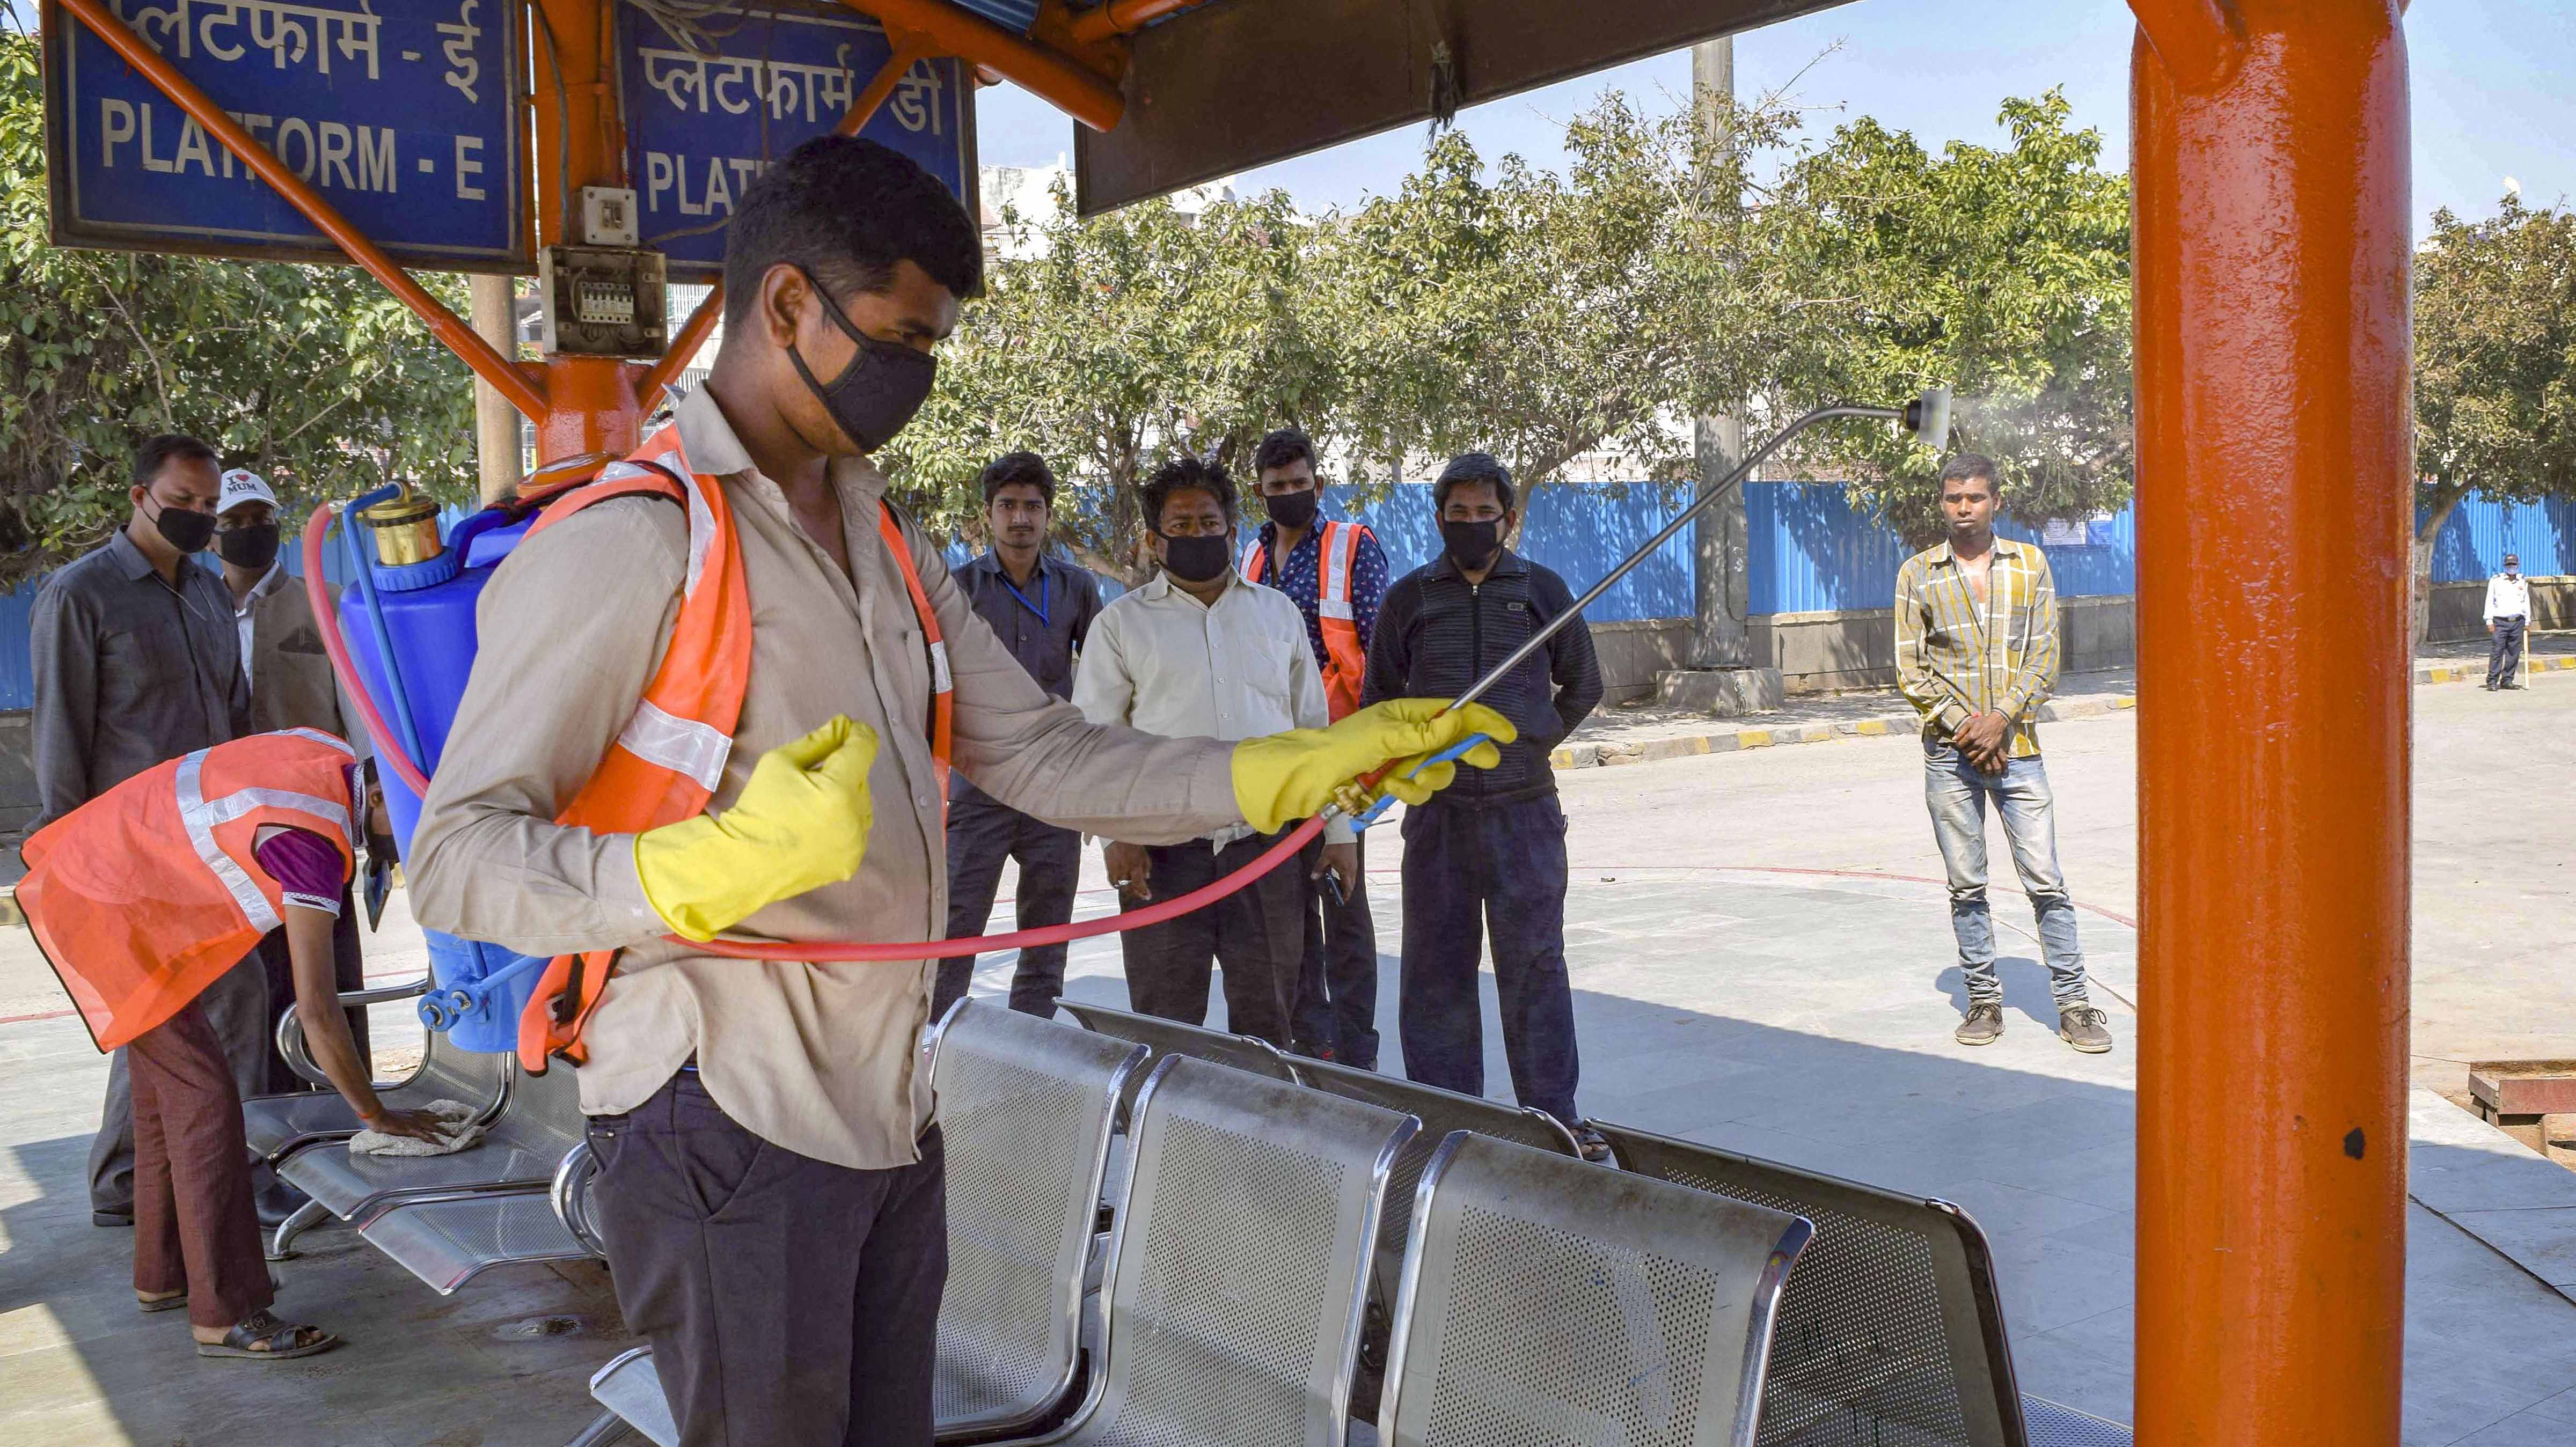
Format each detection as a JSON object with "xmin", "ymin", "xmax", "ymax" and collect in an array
[
  {"xmin": 515, "ymin": 424, "xmax": 955, "ymax": 1073},
  {"xmin": 1243, "ymin": 518, "xmax": 1372, "ymax": 721},
  {"xmin": 17, "ymin": 729, "xmax": 358, "ymax": 1052}
]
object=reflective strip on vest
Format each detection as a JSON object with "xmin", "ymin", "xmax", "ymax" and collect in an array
[
  {"xmin": 277, "ymin": 728, "xmax": 356, "ymax": 756},
  {"xmin": 617, "ymin": 699, "xmax": 734, "ymax": 794},
  {"xmin": 174, "ymin": 752, "xmax": 281, "ymax": 935},
  {"xmin": 1317, "ymin": 522, "xmax": 1359, "ymax": 621},
  {"xmin": 198, "ymin": 788, "xmax": 353, "ymax": 843}
]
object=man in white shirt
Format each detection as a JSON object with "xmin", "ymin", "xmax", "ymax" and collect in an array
[
  {"xmin": 2486, "ymin": 552, "xmax": 2530, "ymax": 691},
  {"xmin": 1074, "ymin": 455, "xmax": 1345, "ymax": 1046}
]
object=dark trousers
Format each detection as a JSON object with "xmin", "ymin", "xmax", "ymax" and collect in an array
[
  {"xmin": 588, "ymin": 1073, "xmax": 948, "ymax": 1447},
  {"xmin": 129, "ymin": 996, "xmax": 274, "ymax": 1330},
  {"xmin": 1397, "ymin": 795, "xmax": 1582, "ymax": 1126},
  {"xmin": 933, "ymin": 794, "xmax": 1081, "ymax": 1021},
  {"xmin": 2490, "ymin": 616, "xmax": 2528, "ymax": 686},
  {"xmin": 1116, "ymin": 829, "xmax": 1305, "ymax": 1048},
  {"xmin": 92, "ymin": 950, "xmax": 269, "ymax": 1216},
  {"xmin": 1289, "ymin": 832, "xmax": 1381, "ymax": 1068},
  {"xmin": 257, "ymin": 885, "xmax": 372, "ymax": 1095}
]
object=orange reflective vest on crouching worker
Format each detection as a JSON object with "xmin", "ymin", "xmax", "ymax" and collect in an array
[
  {"xmin": 516, "ymin": 424, "xmax": 955, "ymax": 1074},
  {"xmin": 17, "ymin": 729, "xmax": 359, "ymax": 1052},
  {"xmin": 1242, "ymin": 519, "xmax": 1371, "ymax": 721}
]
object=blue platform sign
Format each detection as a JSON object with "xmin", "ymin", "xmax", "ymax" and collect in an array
[
  {"xmin": 617, "ymin": 5, "xmax": 976, "ymax": 278},
  {"xmin": 43, "ymin": 0, "xmax": 525, "ymax": 269}
]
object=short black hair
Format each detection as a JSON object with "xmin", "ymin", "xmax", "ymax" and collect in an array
[
  {"xmin": 133, "ymin": 434, "xmax": 216, "ymax": 488},
  {"xmin": 1253, "ymin": 427, "xmax": 1316, "ymax": 477},
  {"xmin": 1139, "ymin": 455, "xmax": 1236, "ymax": 534},
  {"xmin": 980, "ymin": 451, "xmax": 1057, "ymax": 506},
  {"xmin": 721, "ymin": 137, "xmax": 984, "ymax": 327},
  {"xmin": 1939, "ymin": 452, "xmax": 2001, "ymax": 493},
  {"xmin": 1434, "ymin": 452, "xmax": 1514, "ymax": 514}
]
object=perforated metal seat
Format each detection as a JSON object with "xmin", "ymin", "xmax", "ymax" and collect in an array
[
  {"xmin": 1055, "ymin": 998, "xmax": 1302, "ymax": 1119},
  {"xmin": 1592, "ymin": 1120, "xmax": 2098, "ymax": 1447},
  {"xmin": 1004, "ymin": 1053, "xmax": 1416, "ymax": 1447},
  {"xmin": 1380, "ymin": 1132, "xmax": 1813, "ymax": 1447},
  {"xmin": 357, "ymin": 1170, "xmax": 595, "ymax": 1294},
  {"xmin": 588, "ymin": 1348, "xmax": 680, "ymax": 1447},
  {"xmin": 243, "ymin": 979, "xmax": 509, "ymax": 1160},
  {"xmin": 2019, "ymin": 1398, "xmax": 2132, "ymax": 1446},
  {"xmin": 930, "ymin": 998, "xmax": 1147, "ymax": 1439},
  {"xmin": 274, "ymin": 1056, "xmax": 583, "ymax": 1232}
]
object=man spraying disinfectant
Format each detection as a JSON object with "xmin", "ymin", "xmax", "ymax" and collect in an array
[{"xmin": 405, "ymin": 137, "xmax": 1505, "ymax": 1447}]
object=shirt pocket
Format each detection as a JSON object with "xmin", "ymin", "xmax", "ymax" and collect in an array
[{"xmin": 98, "ymin": 613, "xmax": 204, "ymax": 714}]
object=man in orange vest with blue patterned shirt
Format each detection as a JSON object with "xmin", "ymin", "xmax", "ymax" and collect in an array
[{"xmin": 1243, "ymin": 426, "xmax": 1391, "ymax": 1068}]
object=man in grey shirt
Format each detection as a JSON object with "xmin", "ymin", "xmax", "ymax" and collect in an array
[{"xmin": 29, "ymin": 434, "xmax": 257, "ymax": 1226}]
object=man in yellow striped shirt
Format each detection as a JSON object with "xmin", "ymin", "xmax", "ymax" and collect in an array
[{"xmin": 1893, "ymin": 454, "xmax": 2111, "ymax": 1054}]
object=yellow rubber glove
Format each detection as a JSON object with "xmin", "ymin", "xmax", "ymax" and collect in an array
[
  {"xmin": 1231, "ymin": 699, "xmax": 1516, "ymax": 833},
  {"xmin": 635, "ymin": 716, "xmax": 880, "ymax": 942}
]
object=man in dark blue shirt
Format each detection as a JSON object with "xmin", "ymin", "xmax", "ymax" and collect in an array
[
  {"xmin": 1243, "ymin": 427, "xmax": 1389, "ymax": 1067},
  {"xmin": 933, "ymin": 453, "xmax": 1104, "ymax": 1018},
  {"xmin": 1363, "ymin": 452, "xmax": 1608, "ymax": 1159}
]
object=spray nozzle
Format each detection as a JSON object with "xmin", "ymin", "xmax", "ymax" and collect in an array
[{"xmin": 1903, "ymin": 387, "xmax": 1953, "ymax": 448}]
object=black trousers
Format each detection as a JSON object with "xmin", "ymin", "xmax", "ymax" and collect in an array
[
  {"xmin": 256, "ymin": 884, "xmax": 372, "ymax": 1095},
  {"xmin": 2490, "ymin": 616, "xmax": 2527, "ymax": 686},
  {"xmin": 1289, "ymin": 832, "xmax": 1381, "ymax": 1068},
  {"xmin": 588, "ymin": 1073, "xmax": 948, "ymax": 1447},
  {"xmin": 933, "ymin": 794, "xmax": 1081, "ymax": 1021},
  {"xmin": 1116, "ymin": 829, "xmax": 1305, "ymax": 1048}
]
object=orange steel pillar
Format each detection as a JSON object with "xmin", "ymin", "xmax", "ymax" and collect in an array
[
  {"xmin": 530, "ymin": 0, "xmax": 645, "ymax": 463},
  {"xmin": 2128, "ymin": 3, "xmax": 2412, "ymax": 1443}
]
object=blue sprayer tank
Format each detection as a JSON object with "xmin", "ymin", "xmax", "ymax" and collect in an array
[{"xmin": 336, "ymin": 491, "xmax": 548, "ymax": 1054}]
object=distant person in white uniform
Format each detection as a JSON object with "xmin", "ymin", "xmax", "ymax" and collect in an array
[{"xmin": 2485, "ymin": 552, "xmax": 2529, "ymax": 691}]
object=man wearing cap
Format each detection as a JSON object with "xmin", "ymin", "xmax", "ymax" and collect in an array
[
  {"xmin": 2485, "ymin": 552, "xmax": 2530, "ymax": 691},
  {"xmin": 214, "ymin": 470, "xmax": 373, "ymax": 1089}
]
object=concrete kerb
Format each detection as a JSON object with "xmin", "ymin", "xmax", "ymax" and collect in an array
[{"xmin": 1550, "ymin": 654, "xmax": 2570, "ymax": 773}]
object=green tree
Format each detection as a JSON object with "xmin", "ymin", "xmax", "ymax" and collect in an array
[
  {"xmin": 882, "ymin": 186, "xmax": 1341, "ymax": 581},
  {"xmin": 2411, "ymin": 195, "xmax": 2576, "ymax": 640},
  {"xmin": 1768, "ymin": 91, "xmax": 2134, "ymax": 547},
  {"xmin": 0, "ymin": 32, "xmax": 477, "ymax": 585}
]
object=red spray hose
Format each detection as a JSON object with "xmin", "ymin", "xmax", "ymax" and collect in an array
[{"xmin": 304, "ymin": 503, "xmax": 1338, "ymax": 964}]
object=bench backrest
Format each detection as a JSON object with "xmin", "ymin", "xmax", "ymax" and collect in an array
[
  {"xmin": 1296, "ymin": 1056, "xmax": 1579, "ymax": 1266},
  {"xmin": 927, "ymin": 1000, "xmax": 1146, "ymax": 1438},
  {"xmin": 1086, "ymin": 1054, "xmax": 1415, "ymax": 1447},
  {"xmin": 1382, "ymin": 1132, "xmax": 1813, "ymax": 1447},
  {"xmin": 1591, "ymin": 1120, "xmax": 2025, "ymax": 1447},
  {"xmin": 418, "ymin": 1022, "xmax": 511, "ymax": 1114},
  {"xmin": 1056, "ymin": 998, "xmax": 1302, "ymax": 1119}
]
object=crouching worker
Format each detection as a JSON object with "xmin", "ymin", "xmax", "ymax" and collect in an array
[
  {"xmin": 16, "ymin": 729, "xmax": 448, "ymax": 1360},
  {"xmin": 406, "ymin": 135, "xmax": 1507, "ymax": 1447}
]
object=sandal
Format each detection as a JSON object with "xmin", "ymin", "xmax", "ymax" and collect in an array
[
  {"xmin": 195, "ymin": 1310, "xmax": 340, "ymax": 1360},
  {"xmin": 136, "ymin": 1290, "xmax": 188, "ymax": 1314}
]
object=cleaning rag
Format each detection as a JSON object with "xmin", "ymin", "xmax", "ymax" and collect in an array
[{"xmin": 348, "ymin": 1099, "xmax": 488, "ymax": 1157}]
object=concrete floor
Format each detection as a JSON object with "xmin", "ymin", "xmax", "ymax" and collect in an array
[{"xmin": 2, "ymin": 670, "xmax": 2572, "ymax": 1444}]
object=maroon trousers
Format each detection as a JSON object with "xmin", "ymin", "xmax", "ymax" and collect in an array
[{"xmin": 129, "ymin": 997, "xmax": 273, "ymax": 1330}]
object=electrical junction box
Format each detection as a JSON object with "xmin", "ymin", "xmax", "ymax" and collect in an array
[
  {"xmin": 538, "ymin": 245, "xmax": 668, "ymax": 359},
  {"xmin": 581, "ymin": 187, "xmax": 641, "ymax": 247}
]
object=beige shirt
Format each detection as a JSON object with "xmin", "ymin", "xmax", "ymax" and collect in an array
[
  {"xmin": 408, "ymin": 386, "xmax": 1244, "ymax": 1169},
  {"xmin": 1072, "ymin": 570, "xmax": 1348, "ymax": 846}
]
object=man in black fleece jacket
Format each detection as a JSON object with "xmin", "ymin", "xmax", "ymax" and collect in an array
[{"xmin": 1362, "ymin": 452, "xmax": 1608, "ymax": 1160}]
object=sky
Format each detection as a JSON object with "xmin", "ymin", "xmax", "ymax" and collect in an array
[{"xmin": 973, "ymin": 0, "xmax": 2576, "ymax": 233}]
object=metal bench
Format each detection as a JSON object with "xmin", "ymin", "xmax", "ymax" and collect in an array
[
  {"xmin": 577, "ymin": 1000, "xmax": 1146, "ymax": 1447},
  {"xmin": 268, "ymin": 1055, "xmax": 584, "ymax": 1259},
  {"xmin": 1379, "ymin": 1130, "xmax": 1812, "ymax": 1447},
  {"xmin": 352, "ymin": 1140, "xmax": 603, "ymax": 1294},
  {"xmin": 1054, "ymin": 998, "xmax": 1302, "ymax": 1120},
  {"xmin": 1589, "ymin": 1120, "xmax": 2135, "ymax": 1446},
  {"xmin": 999, "ymin": 1053, "xmax": 1415, "ymax": 1447},
  {"xmin": 244, "ymin": 978, "xmax": 508, "ymax": 1161},
  {"xmin": 1293, "ymin": 1057, "xmax": 1581, "ymax": 1417}
]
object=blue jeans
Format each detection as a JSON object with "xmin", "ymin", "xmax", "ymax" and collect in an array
[
  {"xmin": 1397, "ymin": 794, "xmax": 1581, "ymax": 1126},
  {"xmin": 1923, "ymin": 741, "xmax": 2090, "ymax": 1010}
]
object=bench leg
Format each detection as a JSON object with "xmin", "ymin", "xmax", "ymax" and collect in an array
[
  {"xmin": 266, "ymin": 1197, "xmax": 331, "ymax": 1262},
  {"xmin": 564, "ymin": 1408, "xmax": 636, "ymax": 1446}
]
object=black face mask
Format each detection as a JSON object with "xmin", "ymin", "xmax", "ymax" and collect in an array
[
  {"xmin": 146, "ymin": 497, "xmax": 217, "ymax": 554},
  {"xmin": 362, "ymin": 826, "xmax": 398, "ymax": 930},
  {"xmin": 216, "ymin": 523, "xmax": 281, "ymax": 570},
  {"xmin": 1159, "ymin": 531, "xmax": 1233, "ymax": 584},
  {"xmin": 1264, "ymin": 489, "xmax": 1318, "ymax": 530},
  {"xmin": 784, "ymin": 268, "xmax": 938, "ymax": 454},
  {"xmin": 1441, "ymin": 518, "xmax": 1503, "ymax": 569}
]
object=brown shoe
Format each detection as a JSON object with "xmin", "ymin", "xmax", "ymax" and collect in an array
[
  {"xmin": 2059, "ymin": 1005, "xmax": 2114, "ymax": 1054},
  {"xmin": 1955, "ymin": 1003, "xmax": 2004, "ymax": 1046}
]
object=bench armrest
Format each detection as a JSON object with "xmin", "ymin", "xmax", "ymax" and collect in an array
[
  {"xmin": 276, "ymin": 978, "xmax": 431, "ymax": 1090},
  {"xmin": 552, "ymin": 1141, "xmax": 608, "ymax": 1258}
]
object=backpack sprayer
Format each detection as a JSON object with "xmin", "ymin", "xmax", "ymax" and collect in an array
[{"xmin": 305, "ymin": 388, "xmax": 1949, "ymax": 1048}]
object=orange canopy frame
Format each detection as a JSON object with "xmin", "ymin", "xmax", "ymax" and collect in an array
[{"xmin": 53, "ymin": 0, "xmax": 2419, "ymax": 1441}]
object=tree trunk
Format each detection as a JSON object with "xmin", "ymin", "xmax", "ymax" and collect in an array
[{"xmin": 2411, "ymin": 480, "xmax": 2470, "ymax": 647}]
